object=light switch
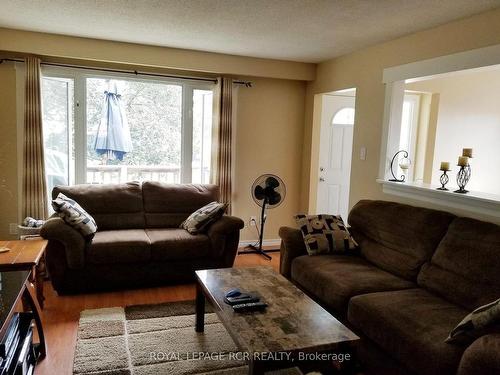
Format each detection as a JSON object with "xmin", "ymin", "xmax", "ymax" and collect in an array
[{"xmin": 360, "ymin": 147, "xmax": 367, "ymax": 160}]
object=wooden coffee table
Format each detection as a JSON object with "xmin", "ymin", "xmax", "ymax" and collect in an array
[
  {"xmin": 195, "ymin": 266, "xmax": 359, "ymax": 374},
  {"xmin": 0, "ymin": 240, "xmax": 47, "ymax": 308}
]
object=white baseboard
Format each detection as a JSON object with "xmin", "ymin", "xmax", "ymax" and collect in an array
[{"xmin": 238, "ymin": 239, "xmax": 281, "ymax": 248}]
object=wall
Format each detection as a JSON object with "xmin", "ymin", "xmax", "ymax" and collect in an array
[
  {"xmin": 0, "ymin": 28, "xmax": 314, "ymax": 81},
  {"xmin": 0, "ymin": 29, "xmax": 311, "ymax": 241},
  {"xmin": 0, "ymin": 63, "xmax": 18, "ymax": 239},
  {"xmin": 301, "ymin": 7, "xmax": 500, "ymax": 223},
  {"xmin": 407, "ymin": 69, "xmax": 500, "ymax": 195},
  {"xmin": 233, "ymin": 77, "xmax": 306, "ymax": 241}
]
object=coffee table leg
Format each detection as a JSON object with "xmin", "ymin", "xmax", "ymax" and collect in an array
[
  {"xmin": 195, "ymin": 282, "xmax": 205, "ymax": 332},
  {"xmin": 248, "ymin": 358, "xmax": 265, "ymax": 375}
]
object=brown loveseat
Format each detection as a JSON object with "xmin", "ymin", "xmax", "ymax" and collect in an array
[
  {"xmin": 41, "ymin": 182, "xmax": 244, "ymax": 294},
  {"xmin": 279, "ymin": 200, "xmax": 500, "ymax": 375}
]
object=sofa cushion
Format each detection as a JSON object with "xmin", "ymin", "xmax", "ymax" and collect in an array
[
  {"xmin": 446, "ymin": 297, "xmax": 500, "ymax": 345},
  {"xmin": 51, "ymin": 192, "xmax": 97, "ymax": 238},
  {"xmin": 348, "ymin": 200, "xmax": 455, "ymax": 280},
  {"xmin": 348, "ymin": 288, "xmax": 468, "ymax": 375},
  {"xmin": 290, "ymin": 255, "xmax": 415, "ymax": 315},
  {"xmin": 142, "ymin": 182, "xmax": 219, "ymax": 228},
  {"xmin": 181, "ymin": 201, "xmax": 227, "ymax": 234},
  {"xmin": 146, "ymin": 229, "xmax": 212, "ymax": 261},
  {"xmin": 88, "ymin": 229, "xmax": 151, "ymax": 265},
  {"xmin": 294, "ymin": 214, "xmax": 357, "ymax": 255},
  {"xmin": 418, "ymin": 217, "xmax": 500, "ymax": 311},
  {"xmin": 53, "ymin": 182, "xmax": 145, "ymax": 230}
]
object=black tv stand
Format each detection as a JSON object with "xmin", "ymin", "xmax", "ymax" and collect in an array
[{"xmin": 0, "ymin": 271, "xmax": 45, "ymax": 375}]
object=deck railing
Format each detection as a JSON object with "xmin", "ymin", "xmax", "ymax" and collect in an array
[
  {"xmin": 86, "ymin": 165, "xmax": 210, "ymax": 184},
  {"xmin": 86, "ymin": 165, "xmax": 181, "ymax": 184}
]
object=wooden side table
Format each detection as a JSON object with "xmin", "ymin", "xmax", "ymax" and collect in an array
[{"xmin": 0, "ymin": 240, "xmax": 47, "ymax": 309}]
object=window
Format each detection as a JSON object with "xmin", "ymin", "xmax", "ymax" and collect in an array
[
  {"xmin": 399, "ymin": 93, "xmax": 420, "ymax": 159},
  {"xmin": 331, "ymin": 107, "xmax": 355, "ymax": 126},
  {"xmin": 41, "ymin": 68, "xmax": 214, "ymax": 196},
  {"xmin": 42, "ymin": 77, "xmax": 74, "ymax": 199}
]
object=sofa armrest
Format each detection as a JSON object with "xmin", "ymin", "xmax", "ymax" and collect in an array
[
  {"xmin": 457, "ymin": 334, "xmax": 500, "ymax": 375},
  {"xmin": 207, "ymin": 215, "xmax": 244, "ymax": 260},
  {"xmin": 279, "ymin": 226, "xmax": 307, "ymax": 279},
  {"xmin": 208, "ymin": 215, "xmax": 244, "ymax": 236},
  {"xmin": 40, "ymin": 217, "xmax": 86, "ymax": 269}
]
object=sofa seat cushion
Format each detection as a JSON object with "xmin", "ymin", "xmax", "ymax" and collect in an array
[
  {"xmin": 146, "ymin": 229, "xmax": 212, "ymax": 261},
  {"xmin": 290, "ymin": 255, "xmax": 415, "ymax": 315},
  {"xmin": 88, "ymin": 229, "xmax": 151, "ymax": 265},
  {"xmin": 348, "ymin": 288, "xmax": 469, "ymax": 375}
]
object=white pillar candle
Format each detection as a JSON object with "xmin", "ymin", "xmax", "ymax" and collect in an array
[
  {"xmin": 440, "ymin": 162, "xmax": 450, "ymax": 171},
  {"xmin": 458, "ymin": 156, "xmax": 469, "ymax": 167},
  {"xmin": 462, "ymin": 148, "xmax": 473, "ymax": 158}
]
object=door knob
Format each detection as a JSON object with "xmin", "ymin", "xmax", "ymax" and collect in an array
[
  {"xmin": 320, "ymin": 167, "xmax": 325, "ymax": 172},
  {"xmin": 319, "ymin": 177, "xmax": 325, "ymax": 182}
]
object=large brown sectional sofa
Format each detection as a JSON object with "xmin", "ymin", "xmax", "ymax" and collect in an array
[
  {"xmin": 279, "ymin": 200, "xmax": 500, "ymax": 375},
  {"xmin": 41, "ymin": 182, "xmax": 244, "ymax": 294}
]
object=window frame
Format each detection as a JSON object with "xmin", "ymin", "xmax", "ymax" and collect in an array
[
  {"xmin": 41, "ymin": 66, "xmax": 215, "ymax": 185},
  {"xmin": 377, "ymin": 42, "xmax": 500, "ymax": 220}
]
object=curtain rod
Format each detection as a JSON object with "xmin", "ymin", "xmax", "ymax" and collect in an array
[{"xmin": 0, "ymin": 58, "xmax": 252, "ymax": 87}]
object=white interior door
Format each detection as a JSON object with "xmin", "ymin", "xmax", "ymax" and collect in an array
[{"xmin": 316, "ymin": 94, "xmax": 355, "ymax": 219}]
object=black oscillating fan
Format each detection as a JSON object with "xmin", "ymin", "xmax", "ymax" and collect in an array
[{"xmin": 239, "ymin": 174, "xmax": 286, "ymax": 260}]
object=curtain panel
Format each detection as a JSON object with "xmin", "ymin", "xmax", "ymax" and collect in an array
[
  {"xmin": 22, "ymin": 56, "xmax": 48, "ymax": 219},
  {"xmin": 211, "ymin": 77, "xmax": 233, "ymax": 214}
]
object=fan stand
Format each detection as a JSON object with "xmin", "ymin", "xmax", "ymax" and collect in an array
[{"xmin": 238, "ymin": 199, "xmax": 280, "ymax": 260}]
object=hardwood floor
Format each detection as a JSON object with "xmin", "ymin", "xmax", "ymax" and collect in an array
[{"xmin": 35, "ymin": 251, "xmax": 281, "ymax": 375}]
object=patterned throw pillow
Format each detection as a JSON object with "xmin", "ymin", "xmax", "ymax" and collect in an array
[
  {"xmin": 294, "ymin": 214, "xmax": 358, "ymax": 256},
  {"xmin": 446, "ymin": 298, "xmax": 500, "ymax": 345},
  {"xmin": 52, "ymin": 193, "xmax": 98, "ymax": 238},
  {"xmin": 181, "ymin": 202, "xmax": 228, "ymax": 234}
]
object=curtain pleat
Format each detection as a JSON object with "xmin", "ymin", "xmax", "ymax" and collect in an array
[
  {"xmin": 22, "ymin": 56, "xmax": 48, "ymax": 220},
  {"xmin": 214, "ymin": 77, "xmax": 233, "ymax": 214}
]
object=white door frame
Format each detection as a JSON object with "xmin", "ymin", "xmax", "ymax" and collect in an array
[{"xmin": 309, "ymin": 88, "xmax": 356, "ymax": 215}]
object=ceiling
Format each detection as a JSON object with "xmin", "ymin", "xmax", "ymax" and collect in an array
[{"xmin": 1, "ymin": 0, "xmax": 499, "ymax": 63}]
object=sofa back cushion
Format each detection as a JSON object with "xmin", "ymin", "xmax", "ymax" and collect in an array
[
  {"xmin": 418, "ymin": 217, "xmax": 500, "ymax": 310},
  {"xmin": 348, "ymin": 200, "xmax": 455, "ymax": 280},
  {"xmin": 53, "ymin": 182, "xmax": 145, "ymax": 230},
  {"xmin": 142, "ymin": 182, "xmax": 219, "ymax": 228}
]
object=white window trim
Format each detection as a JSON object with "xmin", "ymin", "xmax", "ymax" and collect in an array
[
  {"xmin": 40, "ymin": 65, "xmax": 215, "ymax": 185},
  {"xmin": 379, "ymin": 42, "xmax": 500, "ymax": 219},
  {"xmin": 400, "ymin": 93, "xmax": 420, "ymax": 182}
]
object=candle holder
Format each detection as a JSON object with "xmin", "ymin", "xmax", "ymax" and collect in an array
[
  {"xmin": 388, "ymin": 150, "xmax": 410, "ymax": 183},
  {"xmin": 436, "ymin": 170, "xmax": 450, "ymax": 191},
  {"xmin": 454, "ymin": 164, "xmax": 471, "ymax": 194}
]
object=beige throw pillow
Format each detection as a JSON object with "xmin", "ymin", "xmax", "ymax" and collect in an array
[
  {"xmin": 181, "ymin": 202, "xmax": 227, "ymax": 234},
  {"xmin": 446, "ymin": 297, "xmax": 500, "ymax": 345}
]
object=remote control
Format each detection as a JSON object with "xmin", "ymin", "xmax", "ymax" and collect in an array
[
  {"xmin": 225, "ymin": 294, "xmax": 260, "ymax": 305},
  {"xmin": 232, "ymin": 301, "xmax": 268, "ymax": 313},
  {"xmin": 225, "ymin": 288, "xmax": 241, "ymax": 298}
]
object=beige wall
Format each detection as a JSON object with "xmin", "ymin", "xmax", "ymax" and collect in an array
[
  {"xmin": 407, "ymin": 69, "xmax": 500, "ymax": 195},
  {"xmin": 301, "ymin": 7, "xmax": 500, "ymax": 223},
  {"xmin": 0, "ymin": 63, "xmax": 18, "ymax": 239},
  {"xmin": 0, "ymin": 28, "xmax": 314, "ymax": 81},
  {"xmin": 233, "ymin": 77, "xmax": 306, "ymax": 241},
  {"xmin": 0, "ymin": 29, "xmax": 309, "ymax": 241}
]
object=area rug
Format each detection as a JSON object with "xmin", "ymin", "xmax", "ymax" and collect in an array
[{"xmin": 73, "ymin": 300, "xmax": 303, "ymax": 375}]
